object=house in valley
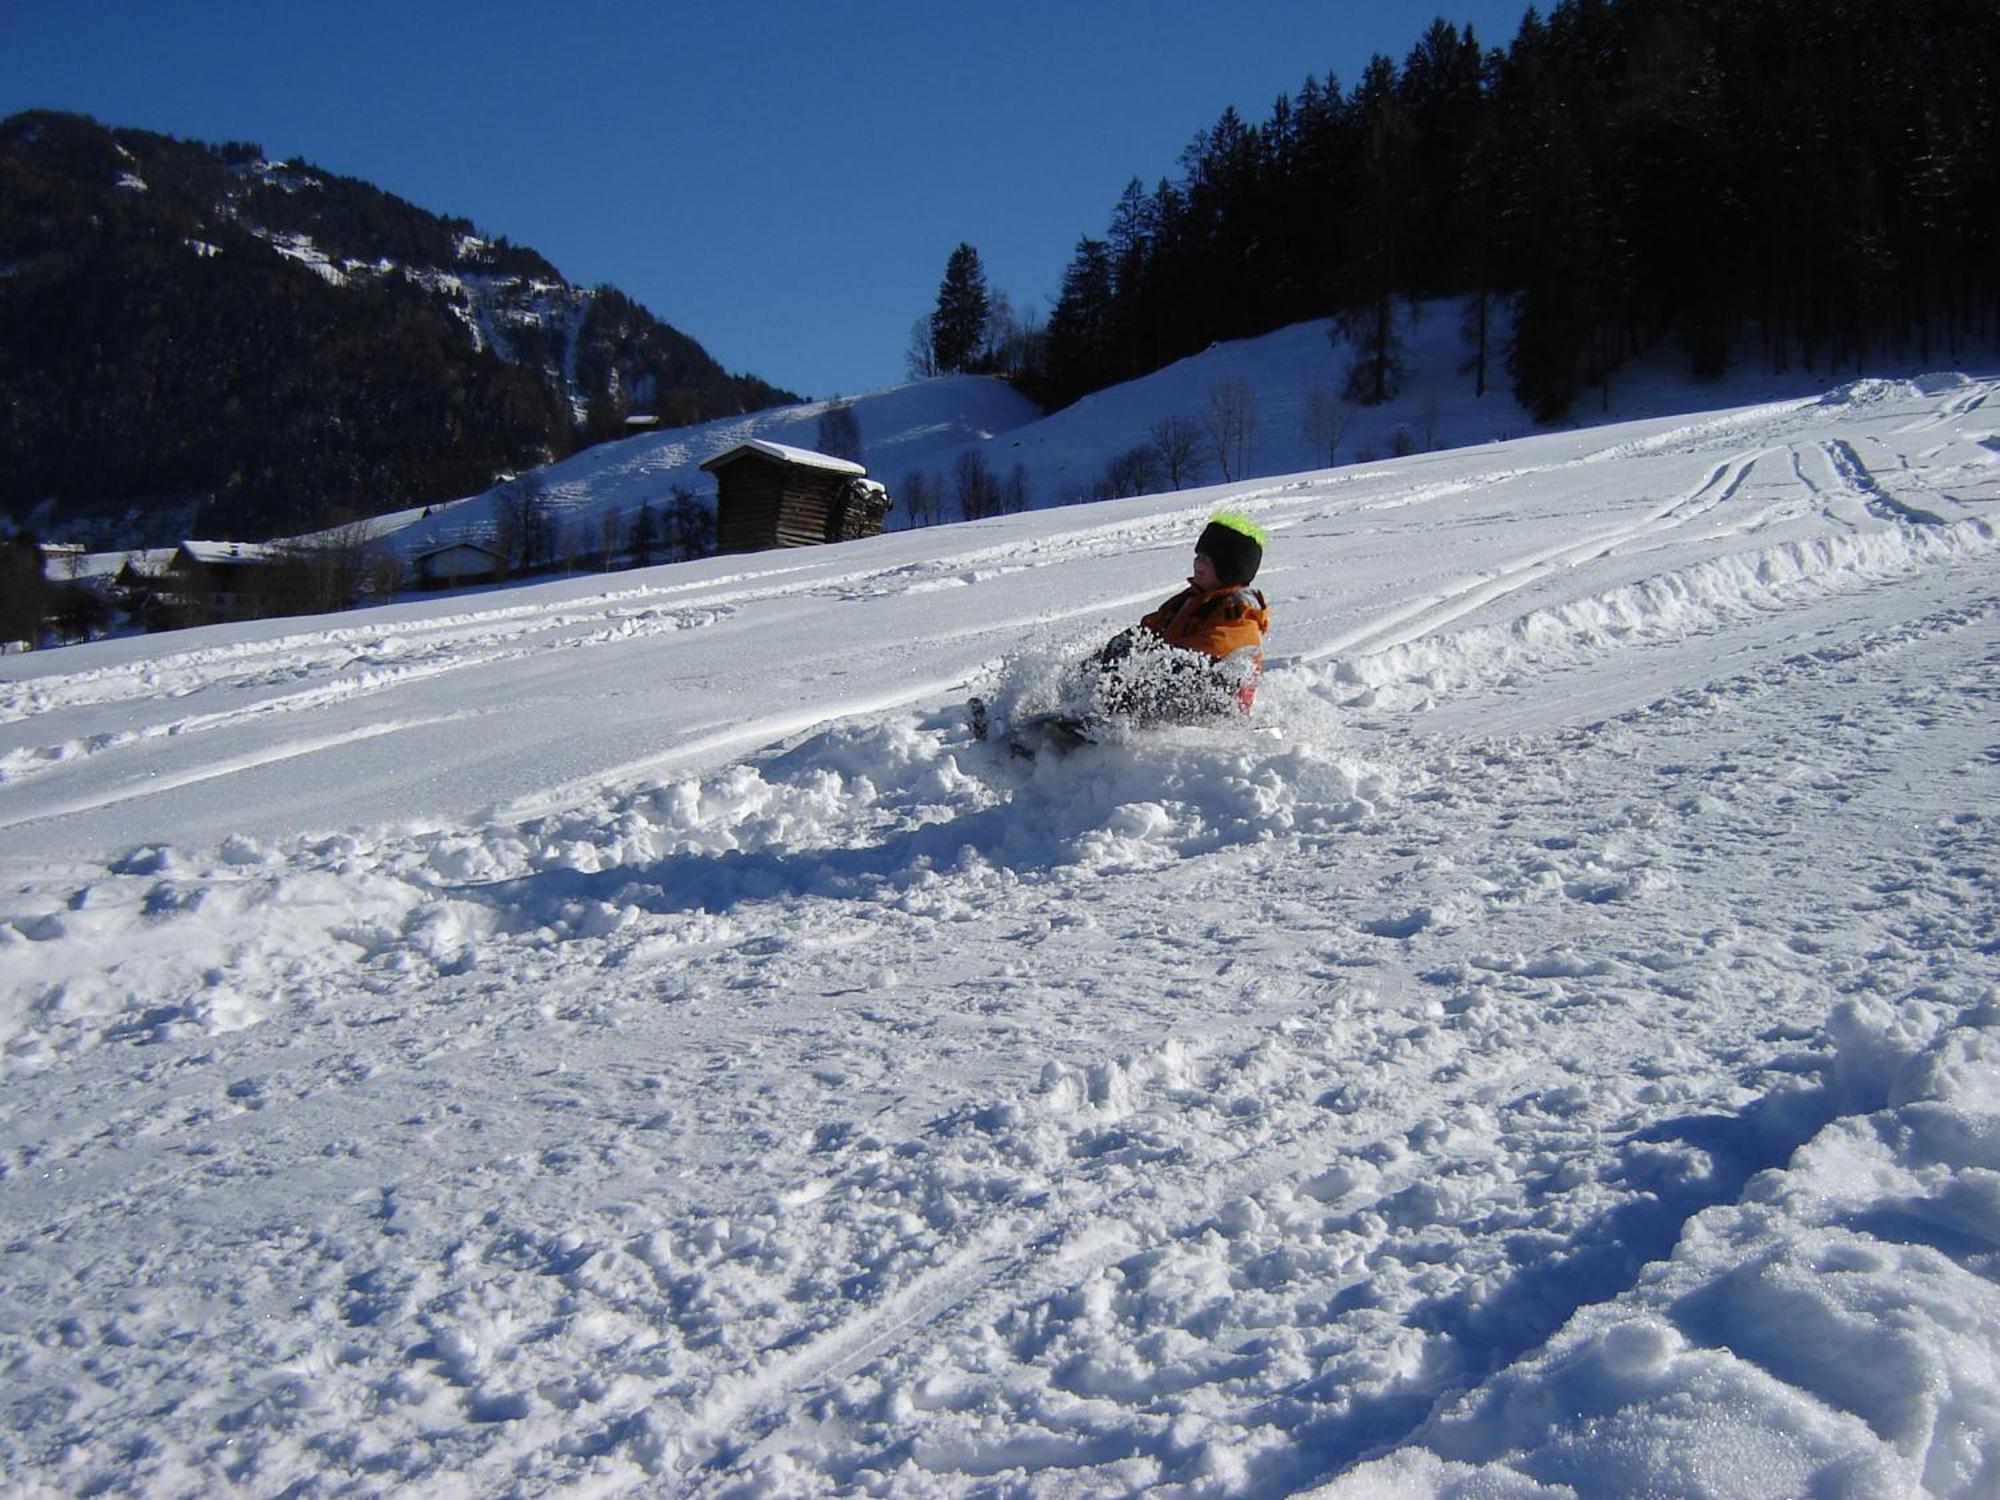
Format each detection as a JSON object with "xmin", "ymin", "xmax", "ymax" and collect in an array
[
  {"xmin": 166, "ymin": 540, "xmax": 285, "ymax": 621},
  {"xmin": 413, "ymin": 540, "xmax": 507, "ymax": 589}
]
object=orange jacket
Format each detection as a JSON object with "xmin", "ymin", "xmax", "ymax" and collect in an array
[{"xmin": 1140, "ymin": 582, "xmax": 1269, "ymax": 660}]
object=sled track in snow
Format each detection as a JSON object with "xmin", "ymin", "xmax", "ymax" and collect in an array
[
  {"xmin": 1293, "ymin": 445, "xmax": 1777, "ymax": 663},
  {"xmin": 1822, "ymin": 437, "xmax": 1957, "ymax": 527},
  {"xmin": 0, "ymin": 593, "xmax": 741, "ymax": 726}
]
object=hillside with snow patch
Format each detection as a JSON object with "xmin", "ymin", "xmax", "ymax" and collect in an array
[{"xmin": 1, "ymin": 371, "xmax": 1998, "ymax": 1495}]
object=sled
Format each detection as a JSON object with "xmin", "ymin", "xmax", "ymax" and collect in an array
[{"xmin": 968, "ymin": 696, "xmax": 1103, "ymax": 758}]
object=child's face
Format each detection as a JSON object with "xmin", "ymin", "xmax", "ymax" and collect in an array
[{"xmin": 1191, "ymin": 552, "xmax": 1222, "ymax": 589}]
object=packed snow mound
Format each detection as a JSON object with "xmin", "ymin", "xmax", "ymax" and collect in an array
[
  {"xmin": 1817, "ymin": 371, "xmax": 1979, "ymax": 405},
  {"xmin": 1321, "ymin": 996, "xmax": 2000, "ymax": 1500},
  {"xmin": 0, "ymin": 689, "xmax": 1393, "ymax": 1066}
]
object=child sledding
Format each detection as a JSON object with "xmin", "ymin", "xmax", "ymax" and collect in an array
[{"xmin": 971, "ymin": 510, "xmax": 1270, "ymax": 754}]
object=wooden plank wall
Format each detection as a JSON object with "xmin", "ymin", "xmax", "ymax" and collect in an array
[
  {"xmin": 713, "ymin": 455, "xmax": 887, "ymax": 552},
  {"xmin": 717, "ymin": 458, "xmax": 847, "ymax": 552}
]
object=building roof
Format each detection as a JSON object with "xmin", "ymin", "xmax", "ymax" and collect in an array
[
  {"xmin": 414, "ymin": 540, "xmax": 506, "ymax": 562},
  {"xmin": 698, "ymin": 440, "xmax": 866, "ymax": 478},
  {"xmin": 176, "ymin": 540, "xmax": 283, "ymax": 567}
]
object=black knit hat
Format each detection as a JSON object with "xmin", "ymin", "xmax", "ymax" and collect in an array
[{"xmin": 1196, "ymin": 510, "xmax": 1267, "ymax": 585}]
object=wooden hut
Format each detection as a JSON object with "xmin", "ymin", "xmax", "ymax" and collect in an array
[{"xmin": 699, "ymin": 440, "xmax": 890, "ymax": 554}]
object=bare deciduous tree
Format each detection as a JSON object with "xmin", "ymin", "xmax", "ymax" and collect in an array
[
  {"xmin": 1000, "ymin": 463, "xmax": 1032, "ymax": 514},
  {"xmin": 1148, "ymin": 414, "xmax": 1206, "ymax": 489},
  {"xmin": 816, "ymin": 396, "xmax": 862, "ymax": 464},
  {"xmin": 1203, "ymin": 379, "xmax": 1258, "ymax": 482},
  {"xmin": 261, "ymin": 521, "xmax": 379, "ymax": 616},
  {"xmin": 558, "ymin": 522, "xmax": 588, "ymax": 575},
  {"xmin": 661, "ymin": 486, "xmax": 714, "ymax": 561},
  {"xmin": 953, "ymin": 450, "xmax": 1002, "ymax": 521},
  {"xmin": 1094, "ymin": 444, "xmax": 1163, "ymax": 501},
  {"xmin": 898, "ymin": 469, "xmax": 943, "ymax": 528},
  {"xmin": 493, "ymin": 473, "xmax": 555, "ymax": 575},
  {"xmin": 365, "ymin": 547, "xmax": 403, "ymax": 600},
  {"xmin": 905, "ymin": 315, "xmax": 938, "ymax": 381},
  {"xmin": 1302, "ymin": 383, "xmax": 1353, "ymax": 467}
]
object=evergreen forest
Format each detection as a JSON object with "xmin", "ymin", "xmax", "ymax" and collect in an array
[{"xmin": 1035, "ymin": 0, "xmax": 2000, "ymax": 420}]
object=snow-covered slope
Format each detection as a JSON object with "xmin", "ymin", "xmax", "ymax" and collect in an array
[
  {"xmin": 382, "ymin": 303, "xmax": 1925, "ymax": 575},
  {"xmin": 2, "ymin": 373, "xmax": 1997, "ymax": 1496},
  {"xmin": 383, "ymin": 372, "xmax": 1043, "ymax": 559}
]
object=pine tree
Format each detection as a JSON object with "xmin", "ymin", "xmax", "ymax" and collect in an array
[
  {"xmin": 1494, "ymin": 5, "xmax": 1607, "ymax": 422},
  {"xmin": 1341, "ymin": 56, "xmax": 1413, "ymax": 405},
  {"xmin": 1106, "ymin": 178, "xmax": 1156, "ymax": 380},
  {"xmin": 1041, "ymin": 237, "xmax": 1115, "ymax": 409},
  {"xmin": 930, "ymin": 244, "xmax": 991, "ymax": 374},
  {"xmin": 1398, "ymin": 19, "xmax": 1486, "ymax": 297}
]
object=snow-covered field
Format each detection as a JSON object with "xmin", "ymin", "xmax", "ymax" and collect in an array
[{"xmin": 2, "ymin": 368, "xmax": 1998, "ymax": 1496}]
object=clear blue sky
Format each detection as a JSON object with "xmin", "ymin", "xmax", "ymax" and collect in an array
[{"xmin": 0, "ymin": 0, "xmax": 1534, "ymax": 399}]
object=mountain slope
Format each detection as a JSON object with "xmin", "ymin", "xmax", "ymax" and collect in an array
[{"xmin": 0, "ymin": 111, "xmax": 798, "ymax": 545}]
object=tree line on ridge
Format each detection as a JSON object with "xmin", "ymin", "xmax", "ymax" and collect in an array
[{"xmin": 931, "ymin": 0, "xmax": 1998, "ymax": 425}]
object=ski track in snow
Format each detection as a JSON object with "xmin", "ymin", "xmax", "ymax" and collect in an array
[{"xmin": 0, "ymin": 374, "xmax": 1998, "ymax": 1496}]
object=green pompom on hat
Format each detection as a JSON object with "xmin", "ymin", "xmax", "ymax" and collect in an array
[{"xmin": 1196, "ymin": 510, "xmax": 1268, "ymax": 584}]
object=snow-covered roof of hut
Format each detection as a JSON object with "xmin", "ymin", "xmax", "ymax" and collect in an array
[
  {"xmin": 177, "ymin": 540, "xmax": 284, "ymax": 566},
  {"xmin": 699, "ymin": 440, "xmax": 866, "ymax": 477}
]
